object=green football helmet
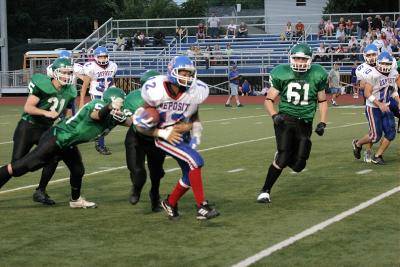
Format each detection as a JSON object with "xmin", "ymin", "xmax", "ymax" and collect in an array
[
  {"xmin": 140, "ymin": 70, "xmax": 160, "ymax": 85},
  {"xmin": 123, "ymin": 90, "xmax": 144, "ymax": 116},
  {"xmin": 51, "ymin": 58, "xmax": 74, "ymax": 85},
  {"xmin": 289, "ymin": 43, "xmax": 312, "ymax": 72}
]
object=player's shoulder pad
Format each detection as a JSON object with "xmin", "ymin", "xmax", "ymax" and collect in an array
[
  {"xmin": 90, "ymin": 99, "xmax": 107, "ymax": 110},
  {"xmin": 108, "ymin": 61, "xmax": 118, "ymax": 70},
  {"xmin": 64, "ymin": 84, "xmax": 78, "ymax": 98},
  {"xmin": 31, "ymin": 73, "xmax": 56, "ymax": 94},
  {"xmin": 141, "ymin": 75, "xmax": 168, "ymax": 103},
  {"xmin": 189, "ymin": 79, "xmax": 209, "ymax": 103},
  {"xmin": 310, "ymin": 64, "xmax": 328, "ymax": 78}
]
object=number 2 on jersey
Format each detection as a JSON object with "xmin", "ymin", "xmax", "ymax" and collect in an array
[{"xmin": 287, "ymin": 82, "xmax": 309, "ymax": 105}]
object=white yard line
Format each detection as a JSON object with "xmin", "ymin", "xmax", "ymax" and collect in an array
[
  {"xmin": 231, "ymin": 186, "xmax": 400, "ymax": 267},
  {"xmin": 356, "ymin": 169, "xmax": 373, "ymax": 175},
  {"xmin": 0, "ymin": 121, "xmax": 368, "ymax": 195},
  {"xmin": 227, "ymin": 168, "xmax": 245, "ymax": 173}
]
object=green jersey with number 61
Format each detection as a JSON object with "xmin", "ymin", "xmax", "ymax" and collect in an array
[
  {"xmin": 53, "ymin": 100, "xmax": 119, "ymax": 148},
  {"xmin": 21, "ymin": 74, "xmax": 77, "ymax": 126},
  {"xmin": 270, "ymin": 64, "xmax": 328, "ymax": 122}
]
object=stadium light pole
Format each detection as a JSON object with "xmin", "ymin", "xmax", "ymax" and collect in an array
[{"xmin": 0, "ymin": 0, "xmax": 9, "ymax": 95}]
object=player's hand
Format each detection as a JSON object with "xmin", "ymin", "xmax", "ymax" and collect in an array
[
  {"xmin": 44, "ymin": 110, "xmax": 59, "ymax": 119},
  {"xmin": 189, "ymin": 136, "xmax": 201, "ymax": 149},
  {"xmin": 173, "ymin": 122, "xmax": 193, "ymax": 133},
  {"xmin": 157, "ymin": 127, "xmax": 182, "ymax": 145},
  {"xmin": 377, "ymin": 102, "xmax": 390, "ymax": 113},
  {"xmin": 272, "ymin": 113, "xmax": 285, "ymax": 125},
  {"xmin": 315, "ymin": 122, "xmax": 326, "ymax": 136}
]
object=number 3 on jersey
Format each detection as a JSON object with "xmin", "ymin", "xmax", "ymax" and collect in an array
[{"xmin": 287, "ymin": 82, "xmax": 309, "ymax": 105}]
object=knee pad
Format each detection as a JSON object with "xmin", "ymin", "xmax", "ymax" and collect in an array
[
  {"xmin": 275, "ymin": 151, "xmax": 291, "ymax": 169},
  {"xmin": 289, "ymin": 159, "xmax": 307, "ymax": 173},
  {"xmin": 297, "ymin": 138, "xmax": 312, "ymax": 160}
]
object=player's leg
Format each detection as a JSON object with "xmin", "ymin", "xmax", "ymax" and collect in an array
[
  {"xmin": 258, "ymin": 119, "xmax": 295, "ymax": 203},
  {"xmin": 372, "ymin": 112, "xmax": 396, "ymax": 164},
  {"xmin": 11, "ymin": 120, "xmax": 43, "ymax": 162},
  {"xmin": 33, "ymin": 161, "xmax": 59, "ymax": 205},
  {"xmin": 388, "ymin": 97, "xmax": 400, "ymax": 133},
  {"xmin": 156, "ymin": 139, "xmax": 219, "ymax": 220},
  {"xmin": 124, "ymin": 128, "xmax": 147, "ymax": 205},
  {"xmin": 0, "ymin": 130, "xmax": 60, "ymax": 188},
  {"xmin": 288, "ymin": 120, "xmax": 312, "ymax": 172},
  {"xmin": 62, "ymin": 146, "xmax": 95, "ymax": 208},
  {"xmin": 145, "ymin": 141, "xmax": 166, "ymax": 212},
  {"xmin": 91, "ymin": 94, "xmax": 111, "ymax": 155}
]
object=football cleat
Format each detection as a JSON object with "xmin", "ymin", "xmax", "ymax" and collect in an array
[
  {"xmin": 161, "ymin": 197, "xmax": 179, "ymax": 220},
  {"xmin": 371, "ymin": 155, "xmax": 385, "ymax": 165},
  {"xmin": 149, "ymin": 191, "xmax": 162, "ymax": 213},
  {"xmin": 196, "ymin": 201, "xmax": 220, "ymax": 220},
  {"xmin": 95, "ymin": 144, "xmax": 112, "ymax": 155},
  {"xmin": 33, "ymin": 189, "xmax": 56, "ymax": 205},
  {"xmin": 237, "ymin": 104, "xmax": 244, "ymax": 107},
  {"xmin": 363, "ymin": 150, "xmax": 372, "ymax": 163},
  {"xmin": 225, "ymin": 104, "xmax": 232, "ymax": 107},
  {"xmin": 352, "ymin": 139, "xmax": 362, "ymax": 159},
  {"xmin": 69, "ymin": 196, "xmax": 97, "ymax": 209},
  {"xmin": 257, "ymin": 192, "xmax": 271, "ymax": 203},
  {"xmin": 129, "ymin": 187, "xmax": 141, "ymax": 205}
]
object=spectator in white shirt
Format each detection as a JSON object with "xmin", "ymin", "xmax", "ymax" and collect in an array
[
  {"xmin": 113, "ymin": 33, "xmax": 126, "ymax": 51},
  {"xmin": 207, "ymin": 13, "xmax": 221, "ymax": 38},
  {"xmin": 225, "ymin": 20, "xmax": 237, "ymax": 39}
]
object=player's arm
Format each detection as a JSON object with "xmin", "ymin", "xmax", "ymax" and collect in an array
[
  {"xmin": 24, "ymin": 95, "xmax": 59, "ymax": 119},
  {"xmin": 264, "ymin": 87, "xmax": 280, "ymax": 116},
  {"xmin": 317, "ymin": 90, "xmax": 328, "ymax": 124},
  {"xmin": 79, "ymin": 75, "xmax": 91, "ymax": 108},
  {"xmin": 364, "ymin": 82, "xmax": 389, "ymax": 112}
]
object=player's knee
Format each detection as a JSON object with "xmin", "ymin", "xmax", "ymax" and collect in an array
[
  {"xmin": 132, "ymin": 167, "xmax": 146, "ymax": 180},
  {"xmin": 290, "ymin": 159, "xmax": 307, "ymax": 173},
  {"xmin": 275, "ymin": 152, "xmax": 290, "ymax": 169},
  {"xmin": 384, "ymin": 131, "xmax": 396, "ymax": 141},
  {"xmin": 149, "ymin": 169, "xmax": 165, "ymax": 180}
]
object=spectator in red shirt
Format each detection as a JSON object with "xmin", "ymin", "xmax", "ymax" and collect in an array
[
  {"xmin": 197, "ymin": 22, "xmax": 207, "ymax": 39},
  {"xmin": 295, "ymin": 21, "xmax": 305, "ymax": 37}
]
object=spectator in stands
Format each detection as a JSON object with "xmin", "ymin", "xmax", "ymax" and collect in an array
[
  {"xmin": 382, "ymin": 26, "xmax": 394, "ymax": 41},
  {"xmin": 337, "ymin": 17, "xmax": 346, "ymax": 29},
  {"xmin": 371, "ymin": 15, "xmax": 382, "ymax": 31},
  {"xmin": 225, "ymin": 43, "xmax": 234, "ymax": 65},
  {"xmin": 153, "ymin": 30, "xmax": 166, "ymax": 47},
  {"xmin": 212, "ymin": 44, "xmax": 223, "ymax": 66},
  {"xmin": 381, "ymin": 41, "xmax": 392, "ymax": 54},
  {"xmin": 314, "ymin": 43, "xmax": 328, "ymax": 62},
  {"xmin": 395, "ymin": 16, "xmax": 400, "ymax": 31},
  {"xmin": 125, "ymin": 37, "xmax": 134, "ymax": 51},
  {"xmin": 196, "ymin": 22, "xmax": 207, "ymax": 39},
  {"xmin": 113, "ymin": 33, "xmax": 126, "ymax": 51},
  {"xmin": 335, "ymin": 24, "xmax": 346, "ymax": 43},
  {"xmin": 349, "ymin": 43, "xmax": 359, "ymax": 61},
  {"xmin": 207, "ymin": 13, "xmax": 221, "ymax": 39},
  {"xmin": 390, "ymin": 38, "xmax": 399, "ymax": 54},
  {"xmin": 175, "ymin": 25, "xmax": 187, "ymax": 42},
  {"xmin": 193, "ymin": 45, "xmax": 202, "ymax": 66},
  {"xmin": 357, "ymin": 17, "xmax": 369, "ymax": 39},
  {"xmin": 225, "ymin": 20, "xmax": 237, "ymax": 39},
  {"xmin": 383, "ymin": 16, "xmax": 394, "ymax": 28},
  {"xmin": 345, "ymin": 19, "xmax": 354, "ymax": 36},
  {"xmin": 328, "ymin": 62, "xmax": 342, "ymax": 106},
  {"xmin": 187, "ymin": 45, "xmax": 196, "ymax": 59},
  {"xmin": 317, "ymin": 19, "xmax": 325, "ymax": 40},
  {"xmin": 324, "ymin": 19, "xmax": 334, "ymax": 36},
  {"xmin": 203, "ymin": 45, "xmax": 212, "ymax": 69},
  {"xmin": 237, "ymin": 22, "xmax": 248, "ymax": 38},
  {"xmin": 282, "ymin": 21, "xmax": 293, "ymax": 41},
  {"xmin": 358, "ymin": 41, "xmax": 367, "ymax": 61},
  {"xmin": 348, "ymin": 36, "xmax": 358, "ymax": 49},
  {"xmin": 334, "ymin": 44, "xmax": 345, "ymax": 61},
  {"xmin": 225, "ymin": 64, "xmax": 243, "ymax": 107},
  {"xmin": 372, "ymin": 35, "xmax": 384, "ymax": 52},
  {"xmin": 294, "ymin": 20, "xmax": 305, "ymax": 38},
  {"xmin": 241, "ymin": 79, "xmax": 253, "ymax": 96},
  {"xmin": 135, "ymin": 31, "xmax": 148, "ymax": 47}
]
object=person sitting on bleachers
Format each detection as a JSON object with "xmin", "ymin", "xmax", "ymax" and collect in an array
[
  {"xmin": 134, "ymin": 31, "xmax": 148, "ymax": 47},
  {"xmin": 348, "ymin": 36, "xmax": 358, "ymax": 49},
  {"xmin": 196, "ymin": 22, "xmax": 207, "ymax": 39},
  {"xmin": 113, "ymin": 33, "xmax": 126, "ymax": 51},
  {"xmin": 212, "ymin": 44, "xmax": 222, "ymax": 66},
  {"xmin": 345, "ymin": 19, "xmax": 354, "ymax": 36},
  {"xmin": 294, "ymin": 20, "xmax": 304, "ymax": 38},
  {"xmin": 317, "ymin": 19, "xmax": 325, "ymax": 39},
  {"xmin": 281, "ymin": 21, "xmax": 293, "ymax": 41},
  {"xmin": 125, "ymin": 37, "xmax": 134, "ymax": 51},
  {"xmin": 334, "ymin": 44, "xmax": 345, "ymax": 61},
  {"xmin": 337, "ymin": 17, "xmax": 346, "ymax": 30},
  {"xmin": 225, "ymin": 20, "xmax": 237, "ymax": 39},
  {"xmin": 153, "ymin": 30, "xmax": 166, "ymax": 47},
  {"xmin": 324, "ymin": 19, "xmax": 334, "ymax": 36},
  {"xmin": 314, "ymin": 43, "xmax": 328, "ymax": 62},
  {"xmin": 175, "ymin": 25, "xmax": 187, "ymax": 42},
  {"xmin": 335, "ymin": 24, "xmax": 346, "ymax": 43},
  {"xmin": 236, "ymin": 22, "xmax": 248, "ymax": 38}
]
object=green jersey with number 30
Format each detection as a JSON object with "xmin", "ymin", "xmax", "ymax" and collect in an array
[
  {"xmin": 53, "ymin": 100, "xmax": 119, "ymax": 148},
  {"xmin": 270, "ymin": 64, "xmax": 328, "ymax": 122},
  {"xmin": 21, "ymin": 74, "xmax": 77, "ymax": 126}
]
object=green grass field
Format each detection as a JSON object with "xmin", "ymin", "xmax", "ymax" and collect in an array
[{"xmin": 0, "ymin": 103, "xmax": 399, "ymax": 267}]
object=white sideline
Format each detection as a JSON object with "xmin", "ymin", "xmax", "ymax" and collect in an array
[
  {"xmin": 0, "ymin": 121, "xmax": 367, "ymax": 195},
  {"xmin": 231, "ymin": 186, "xmax": 400, "ymax": 267}
]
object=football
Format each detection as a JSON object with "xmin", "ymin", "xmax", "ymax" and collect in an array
[{"xmin": 143, "ymin": 107, "xmax": 160, "ymax": 124}]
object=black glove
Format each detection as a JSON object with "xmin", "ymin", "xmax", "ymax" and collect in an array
[
  {"xmin": 272, "ymin": 113, "xmax": 285, "ymax": 125},
  {"xmin": 315, "ymin": 122, "xmax": 326, "ymax": 136}
]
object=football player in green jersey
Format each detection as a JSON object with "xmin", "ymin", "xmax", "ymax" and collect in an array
[
  {"xmin": 11, "ymin": 58, "xmax": 77, "ymax": 205},
  {"xmin": 257, "ymin": 43, "xmax": 328, "ymax": 204},
  {"xmin": 0, "ymin": 88, "xmax": 129, "ymax": 208},
  {"xmin": 124, "ymin": 70, "xmax": 167, "ymax": 212}
]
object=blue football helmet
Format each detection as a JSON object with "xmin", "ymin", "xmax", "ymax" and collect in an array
[
  {"xmin": 376, "ymin": 51, "xmax": 393, "ymax": 74},
  {"xmin": 94, "ymin": 46, "xmax": 109, "ymax": 66},
  {"xmin": 167, "ymin": 56, "xmax": 197, "ymax": 88},
  {"xmin": 58, "ymin": 50, "xmax": 71, "ymax": 59},
  {"xmin": 363, "ymin": 44, "xmax": 378, "ymax": 65}
]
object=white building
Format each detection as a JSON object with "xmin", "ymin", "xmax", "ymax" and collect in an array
[{"xmin": 264, "ymin": 0, "xmax": 328, "ymax": 34}]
